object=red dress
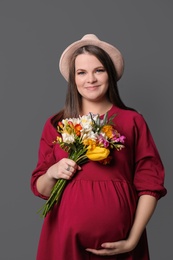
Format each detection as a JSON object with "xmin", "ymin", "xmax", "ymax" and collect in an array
[{"xmin": 31, "ymin": 105, "xmax": 167, "ymax": 260}]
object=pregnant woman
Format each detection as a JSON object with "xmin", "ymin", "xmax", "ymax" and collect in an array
[{"xmin": 31, "ymin": 34, "xmax": 167, "ymax": 260}]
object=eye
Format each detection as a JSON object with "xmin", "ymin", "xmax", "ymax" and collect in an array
[
  {"xmin": 76, "ymin": 71, "xmax": 85, "ymax": 75},
  {"xmin": 95, "ymin": 68, "xmax": 105, "ymax": 73}
]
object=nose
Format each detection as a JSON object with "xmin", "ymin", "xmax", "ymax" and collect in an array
[{"xmin": 87, "ymin": 73, "xmax": 97, "ymax": 83}]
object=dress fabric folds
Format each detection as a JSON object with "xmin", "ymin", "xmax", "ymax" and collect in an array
[{"xmin": 31, "ymin": 105, "xmax": 167, "ymax": 260}]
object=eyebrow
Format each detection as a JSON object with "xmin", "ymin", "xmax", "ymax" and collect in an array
[{"xmin": 76, "ymin": 66, "xmax": 105, "ymax": 71}]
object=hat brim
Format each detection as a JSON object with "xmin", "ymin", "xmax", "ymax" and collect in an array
[{"xmin": 59, "ymin": 36, "xmax": 124, "ymax": 81}]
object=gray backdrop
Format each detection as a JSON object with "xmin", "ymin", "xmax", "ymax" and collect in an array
[{"xmin": 0, "ymin": 1, "xmax": 172, "ymax": 259}]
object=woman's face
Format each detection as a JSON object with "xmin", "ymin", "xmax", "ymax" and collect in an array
[{"xmin": 75, "ymin": 53, "xmax": 109, "ymax": 103}]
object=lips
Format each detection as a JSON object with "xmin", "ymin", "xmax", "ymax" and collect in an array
[{"xmin": 85, "ymin": 85, "xmax": 99, "ymax": 89}]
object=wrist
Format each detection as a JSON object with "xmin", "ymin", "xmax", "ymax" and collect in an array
[
  {"xmin": 46, "ymin": 167, "xmax": 56, "ymax": 181},
  {"xmin": 126, "ymin": 235, "xmax": 140, "ymax": 251}
]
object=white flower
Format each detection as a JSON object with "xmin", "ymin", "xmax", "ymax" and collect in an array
[
  {"xmin": 62, "ymin": 133, "xmax": 75, "ymax": 144},
  {"xmin": 81, "ymin": 131, "xmax": 98, "ymax": 141},
  {"xmin": 80, "ymin": 114, "xmax": 99, "ymax": 132}
]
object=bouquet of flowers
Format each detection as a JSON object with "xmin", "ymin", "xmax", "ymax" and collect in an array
[{"xmin": 38, "ymin": 112, "xmax": 125, "ymax": 217}]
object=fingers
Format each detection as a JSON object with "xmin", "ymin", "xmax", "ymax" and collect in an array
[
  {"xmin": 101, "ymin": 242, "xmax": 117, "ymax": 249},
  {"xmin": 64, "ymin": 162, "xmax": 76, "ymax": 179},
  {"xmin": 86, "ymin": 248, "xmax": 116, "ymax": 256},
  {"xmin": 65, "ymin": 164, "xmax": 71, "ymax": 171},
  {"xmin": 86, "ymin": 242, "xmax": 116, "ymax": 256},
  {"xmin": 47, "ymin": 158, "xmax": 81, "ymax": 180},
  {"xmin": 65, "ymin": 159, "xmax": 80, "ymax": 175},
  {"xmin": 86, "ymin": 240, "xmax": 131, "ymax": 256}
]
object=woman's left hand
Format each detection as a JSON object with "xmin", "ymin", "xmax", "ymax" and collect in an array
[
  {"xmin": 86, "ymin": 240, "xmax": 135, "ymax": 256},
  {"xmin": 86, "ymin": 195, "xmax": 158, "ymax": 256}
]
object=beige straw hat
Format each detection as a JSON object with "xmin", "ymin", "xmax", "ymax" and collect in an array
[{"xmin": 59, "ymin": 34, "xmax": 124, "ymax": 81}]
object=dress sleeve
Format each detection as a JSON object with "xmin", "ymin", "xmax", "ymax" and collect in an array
[
  {"xmin": 133, "ymin": 114, "xmax": 167, "ymax": 200},
  {"xmin": 30, "ymin": 117, "xmax": 57, "ymax": 199}
]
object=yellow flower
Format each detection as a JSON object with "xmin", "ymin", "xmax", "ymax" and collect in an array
[
  {"xmin": 101, "ymin": 125, "xmax": 114, "ymax": 138},
  {"xmin": 83, "ymin": 139, "xmax": 96, "ymax": 148},
  {"xmin": 86, "ymin": 146, "xmax": 110, "ymax": 161}
]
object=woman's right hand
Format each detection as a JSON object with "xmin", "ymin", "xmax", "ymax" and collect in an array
[
  {"xmin": 46, "ymin": 158, "xmax": 81, "ymax": 181},
  {"xmin": 36, "ymin": 158, "xmax": 81, "ymax": 197}
]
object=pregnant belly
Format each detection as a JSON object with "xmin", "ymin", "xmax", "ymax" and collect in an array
[{"xmin": 57, "ymin": 179, "xmax": 137, "ymax": 249}]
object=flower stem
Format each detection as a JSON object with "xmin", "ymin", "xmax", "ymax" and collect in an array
[
  {"xmin": 38, "ymin": 150, "xmax": 88, "ymax": 217},
  {"xmin": 38, "ymin": 179, "xmax": 67, "ymax": 217}
]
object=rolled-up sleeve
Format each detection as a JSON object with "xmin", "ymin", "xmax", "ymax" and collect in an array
[
  {"xmin": 30, "ymin": 117, "xmax": 57, "ymax": 199},
  {"xmin": 133, "ymin": 114, "xmax": 167, "ymax": 199}
]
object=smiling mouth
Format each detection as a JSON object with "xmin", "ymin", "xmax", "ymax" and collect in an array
[{"xmin": 86, "ymin": 85, "xmax": 99, "ymax": 89}]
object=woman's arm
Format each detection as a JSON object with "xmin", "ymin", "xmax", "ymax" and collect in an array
[
  {"xmin": 36, "ymin": 158, "xmax": 81, "ymax": 197},
  {"xmin": 86, "ymin": 195, "xmax": 157, "ymax": 256},
  {"xmin": 125, "ymin": 195, "xmax": 157, "ymax": 250}
]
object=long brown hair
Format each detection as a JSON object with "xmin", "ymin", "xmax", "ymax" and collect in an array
[{"xmin": 52, "ymin": 45, "xmax": 134, "ymax": 127}]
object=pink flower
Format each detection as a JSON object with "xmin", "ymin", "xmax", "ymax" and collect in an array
[{"xmin": 97, "ymin": 135, "xmax": 110, "ymax": 148}]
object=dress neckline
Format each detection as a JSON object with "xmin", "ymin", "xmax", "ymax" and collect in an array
[{"xmin": 100, "ymin": 105, "xmax": 119, "ymax": 118}]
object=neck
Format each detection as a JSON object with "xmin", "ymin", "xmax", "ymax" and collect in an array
[{"xmin": 81, "ymin": 100, "xmax": 113, "ymax": 116}]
